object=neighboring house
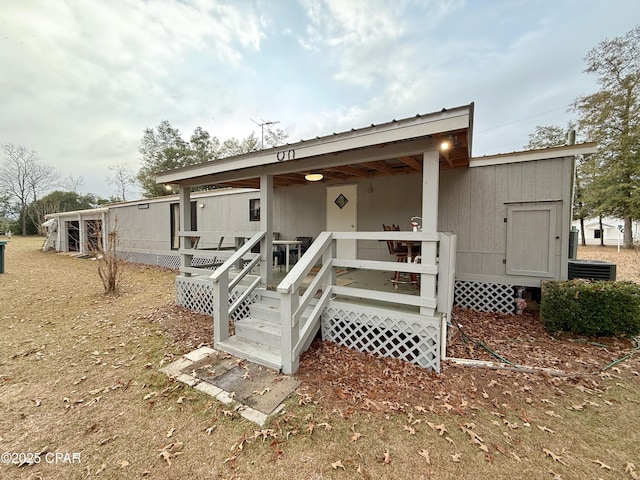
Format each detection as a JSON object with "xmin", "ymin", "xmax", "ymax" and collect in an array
[
  {"xmin": 45, "ymin": 103, "xmax": 597, "ymax": 374},
  {"xmin": 571, "ymin": 217, "xmax": 640, "ymax": 246}
]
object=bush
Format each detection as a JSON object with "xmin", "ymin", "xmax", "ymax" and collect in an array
[{"xmin": 540, "ymin": 280, "xmax": 640, "ymax": 337}]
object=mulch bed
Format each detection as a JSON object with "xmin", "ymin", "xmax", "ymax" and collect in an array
[{"xmin": 152, "ymin": 304, "xmax": 640, "ymax": 417}]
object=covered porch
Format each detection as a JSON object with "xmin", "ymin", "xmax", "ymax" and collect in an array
[{"xmin": 155, "ymin": 104, "xmax": 473, "ymax": 374}]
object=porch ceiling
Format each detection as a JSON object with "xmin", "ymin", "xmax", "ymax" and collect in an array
[{"xmin": 223, "ymin": 128, "xmax": 470, "ymax": 189}]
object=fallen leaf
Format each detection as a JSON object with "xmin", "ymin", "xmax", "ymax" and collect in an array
[
  {"xmin": 166, "ymin": 427, "xmax": 176, "ymax": 438},
  {"xmin": 331, "ymin": 460, "xmax": 345, "ymax": 470},
  {"xmin": 589, "ymin": 459, "xmax": 611, "ymax": 470},
  {"xmin": 204, "ymin": 425, "xmax": 216, "ymax": 435},
  {"xmin": 382, "ymin": 449, "xmax": 391, "ymax": 464},
  {"xmin": 418, "ymin": 449, "xmax": 430, "ymax": 464},
  {"xmin": 537, "ymin": 425, "xmax": 555, "ymax": 434},
  {"xmin": 118, "ymin": 460, "xmax": 129, "ymax": 468},
  {"xmin": 451, "ymin": 453, "xmax": 462, "ymax": 462},
  {"xmin": 543, "ymin": 448, "xmax": 567, "ymax": 466},
  {"xmin": 403, "ymin": 425, "xmax": 416, "ymax": 435}
]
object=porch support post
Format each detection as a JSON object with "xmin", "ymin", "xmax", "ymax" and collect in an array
[
  {"xmin": 421, "ymin": 149, "xmax": 439, "ymax": 316},
  {"xmin": 78, "ymin": 214, "xmax": 85, "ymax": 254},
  {"xmin": 260, "ymin": 174, "xmax": 274, "ymax": 285},
  {"xmin": 101, "ymin": 210, "xmax": 108, "ymax": 252},
  {"xmin": 179, "ymin": 186, "xmax": 192, "ymax": 273}
]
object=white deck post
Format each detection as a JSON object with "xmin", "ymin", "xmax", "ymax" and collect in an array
[
  {"xmin": 212, "ymin": 272, "xmax": 230, "ymax": 345},
  {"xmin": 179, "ymin": 186, "xmax": 192, "ymax": 273},
  {"xmin": 260, "ymin": 174, "xmax": 273, "ymax": 285},
  {"xmin": 421, "ymin": 148, "xmax": 439, "ymax": 316},
  {"xmin": 78, "ymin": 213, "xmax": 85, "ymax": 254}
]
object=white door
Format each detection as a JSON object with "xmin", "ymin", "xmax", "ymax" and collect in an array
[{"xmin": 326, "ymin": 184, "xmax": 357, "ymax": 259}]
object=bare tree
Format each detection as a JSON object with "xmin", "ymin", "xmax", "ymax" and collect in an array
[
  {"xmin": 60, "ymin": 174, "xmax": 85, "ymax": 193},
  {"xmin": 107, "ymin": 163, "xmax": 136, "ymax": 202},
  {"xmin": 0, "ymin": 143, "xmax": 58, "ymax": 235}
]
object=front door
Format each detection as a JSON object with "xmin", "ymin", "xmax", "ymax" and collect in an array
[{"xmin": 326, "ymin": 184, "xmax": 357, "ymax": 259}]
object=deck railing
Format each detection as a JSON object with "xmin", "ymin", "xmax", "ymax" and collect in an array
[
  {"xmin": 277, "ymin": 231, "xmax": 456, "ymax": 373},
  {"xmin": 209, "ymin": 231, "xmax": 265, "ymax": 345}
]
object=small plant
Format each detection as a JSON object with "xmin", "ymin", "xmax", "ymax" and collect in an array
[
  {"xmin": 89, "ymin": 219, "xmax": 124, "ymax": 294},
  {"xmin": 540, "ymin": 280, "xmax": 640, "ymax": 336}
]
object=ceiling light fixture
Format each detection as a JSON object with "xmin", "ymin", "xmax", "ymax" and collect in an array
[{"xmin": 305, "ymin": 173, "xmax": 324, "ymax": 182}]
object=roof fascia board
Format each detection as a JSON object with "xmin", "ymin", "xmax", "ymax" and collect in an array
[
  {"xmin": 157, "ymin": 107, "xmax": 470, "ymax": 185},
  {"xmin": 470, "ymin": 143, "xmax": 597, "ymax": 168}
]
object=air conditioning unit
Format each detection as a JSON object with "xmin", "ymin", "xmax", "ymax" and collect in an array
[{"xmin": 568, "ymin": 259, "xmax": 617, "ymax": 281}]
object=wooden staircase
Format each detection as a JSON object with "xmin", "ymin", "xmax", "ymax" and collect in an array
[{"xmin": 216, "ymin": 288, "xmax": 320, "ymax": 372}]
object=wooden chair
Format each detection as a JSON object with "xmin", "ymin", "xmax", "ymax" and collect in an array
[
  {"xmin": 383, "ymin": 224, "xmax": 418, "ymax": 288},
  {"xmin": 290, "ymin": 236, "xmax": 313, "ymax": 263}
]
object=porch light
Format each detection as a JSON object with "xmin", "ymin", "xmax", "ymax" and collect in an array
[
  {"xmin": 305, "ymin": 173, "xmax": 324, "ymax": 182},
  {"xmin": 440, "ymin": 140, "xmax": 451, "ymax": 151}
]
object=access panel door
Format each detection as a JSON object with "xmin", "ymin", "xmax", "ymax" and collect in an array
[{"xmin": 506, "ymin": 202, "xmax": 559, "ymax": 277}]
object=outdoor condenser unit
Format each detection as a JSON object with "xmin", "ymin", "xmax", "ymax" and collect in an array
[{"xmin": 568, "ymin": 259, "xmax": 617, "ymax": 281}]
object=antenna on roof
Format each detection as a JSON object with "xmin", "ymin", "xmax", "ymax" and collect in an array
[{"xmin": 251, "ymin": 119, "xmax": 280, "ymax": 149}]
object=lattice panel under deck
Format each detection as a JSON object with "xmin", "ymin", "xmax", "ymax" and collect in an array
[
  {"xmin": 176, "ymin": 277, "xmax": 213, "ymax": 315},
  {"xmin": 120, "ymin": 251, "xmax": 180, "ymax": 269},
  {"xmin": 175, "ymin": 276, "xmax": 258, "ymax": 321},
  {"xmin": 454, "ymin": 280, "xmax": 515, "ymax": 314},
  {"xmin": 321, "ymin": 301, "xmax": 440, "ymax": 371}
]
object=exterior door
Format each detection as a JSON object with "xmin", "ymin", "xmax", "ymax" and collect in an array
[
  {"xmin": 506, "ymin": 202, "xmax": 559, "ymax": 277},
  {"xmin": 326, "ymin": 184, "xmax": 357, "ymax": 259}
]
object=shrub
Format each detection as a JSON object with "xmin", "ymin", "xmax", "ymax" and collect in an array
[{"xmin": 540, "ymin": 280, "xmax": 640, "ymax": 337}]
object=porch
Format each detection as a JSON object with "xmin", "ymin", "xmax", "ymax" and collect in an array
[
  {"xmin": 156, "ymin": 104, "xmax": 473, "ymax": 374},
  {"xmin": 174, "ymin": 229, "xmax": 455, "ymax": 374}
]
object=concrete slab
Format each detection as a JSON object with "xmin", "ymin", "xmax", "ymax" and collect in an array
[
  {"xmin": 211, "ymin": 362, "xmax": 300, "ymax": 415},
  {"xmin": 161, "ymin": 347, "xmax": 300, "ymax": 425}
]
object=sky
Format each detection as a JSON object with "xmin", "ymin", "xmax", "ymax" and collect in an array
[{"xmin": 1, "ymin": 0, "xmax": 639, "ymax": 200}]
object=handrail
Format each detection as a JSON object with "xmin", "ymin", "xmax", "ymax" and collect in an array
[
  {"xmin": 211, "ymin": 230, "xmax": 266, "ymax": 347},
  {"xmin": 277, "ymin": 231, "xmax": 333, "ymax": 294},
  {"xmin": 210, "ymin": 231, "xmax": 265, "ymax": 282}
]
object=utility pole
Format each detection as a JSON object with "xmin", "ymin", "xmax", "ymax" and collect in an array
[{"xmin": 251, "ymin": 119, "xmax": 280, "ymax": 149}]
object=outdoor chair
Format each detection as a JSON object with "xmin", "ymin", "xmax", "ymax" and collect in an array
[
  {"xmin": 289, "ymin": 236, "xmax": 313, "ymax": 264},
  {"xmin": 383, "ymin": 224, "xmax": 418, "ymax": 288}
]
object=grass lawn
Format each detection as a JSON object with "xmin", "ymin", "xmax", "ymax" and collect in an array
[{"xmin": 0, "ymin": 236, "xmax": 639, "ymax": 479}]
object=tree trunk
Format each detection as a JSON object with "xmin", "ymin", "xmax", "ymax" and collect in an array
[
  {"xmin": 624, "ymin": 216, "xmax": 633, "ymax": 248},
  {"xmin": 580, "ymin": 217, "xmax": 586, "ymax": 246},
  {"xmin": 20, "ymin": 204, "xmax": 27, "ymax": 236},
  {"xmin": 599, "ymin": 216, "xmax": 604, "ymax": 246}
]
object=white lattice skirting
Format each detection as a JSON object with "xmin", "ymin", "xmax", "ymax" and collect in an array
[
  {"xmin": 454, "ymin": 280, "xmax": 516, "ymax": 314},
  {"xmin": 121, "ymin": 250, "xmax": 224, "ymax": 271},
  {"xmin": 175, "ymin": 276, "xmax": 257, "ymax": 320},
  {"xmin": 321, "ymin": 300, "xmax": 441, "ymax": 371}
]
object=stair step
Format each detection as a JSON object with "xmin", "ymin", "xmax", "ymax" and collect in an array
[
  {"xmin": 216, "ymin": 336, "xmax": 282, "ymax": 371},
  {"xmin": 234, "ymin": 317, "xmax": 281, "ymax": 348},
  {"xmin": 250, "ymin": 301, "xmax": 281, "ymax": 323}
]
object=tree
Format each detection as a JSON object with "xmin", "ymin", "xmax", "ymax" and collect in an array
[
  {"xmin": 572, "ymin": 25, "xmax": 640, "ymax": 248},
  {"xmin": 526, "ymin": 124, "xmax": 572, "ymax": 150},
  {"xmin": 137, "ymin": 121, "xmax": 191, "ymax": 197},
  {"xmin": 60, "ymin": 174, "xmax": 84, "ymax": 193},
  {"xmin": 0, "ymin": 143, "xmax": 58, "ymax": 235},
  {"xmin": 107, "ymin": 163, "xmax": 137, "ymax": 202},
  {"xmin": 27, "ymin": 190, "xmax": 103, "ymax": 235}
]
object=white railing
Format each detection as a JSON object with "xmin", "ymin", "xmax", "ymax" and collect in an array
[
  {"xmin": 209, "ymin": 231, "xmax": 265, "ymax": 345},
  {"xmin": 277, "ymin": 230, "xmax": 456, "ymax": 373}
]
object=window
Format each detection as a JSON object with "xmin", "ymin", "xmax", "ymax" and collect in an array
[
  {"xmin": 249, "ymin": 198, "xmax": 260, "ymax": 222},
  {"xmin": 594, "ymin": 229, "xmax": 602, "ymax": 239}
]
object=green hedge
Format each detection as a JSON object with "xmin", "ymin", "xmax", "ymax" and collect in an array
[{"xmin": 540, "ymin": 280, "xmax": 640, "ymax": 337}]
